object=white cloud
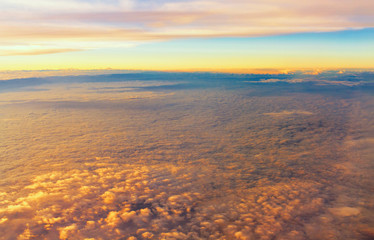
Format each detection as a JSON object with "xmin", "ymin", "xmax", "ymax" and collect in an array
[{"xmin": 0, "ymin": 0, "xmax": 125, "ymax": 12}]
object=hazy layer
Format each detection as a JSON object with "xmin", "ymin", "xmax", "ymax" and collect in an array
[{"xmin": 0, "ymin": 72, "xmax": 373, "ymax": 239}]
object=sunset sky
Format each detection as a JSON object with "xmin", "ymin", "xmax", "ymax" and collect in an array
[
  {"xmin": 1, "ymin": 2, "xmax": 374, "ymax": 238},
  {"xmin": 0, "ymin": 0, "xmax": 373, "ymax": 71}
]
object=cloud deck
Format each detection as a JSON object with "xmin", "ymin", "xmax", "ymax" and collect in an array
[{"xmin": 0, "ymin": 71, "xmax": 373, "ymax": 239}]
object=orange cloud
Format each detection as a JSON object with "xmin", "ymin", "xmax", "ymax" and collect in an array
[{"xmin": 0, "ymin": 48, "xmax": 82, "ymax": 56}]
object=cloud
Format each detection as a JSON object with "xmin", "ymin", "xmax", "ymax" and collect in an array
[
  {"xmin": 0, "ymin": 163, "xmax": 205, "ymax": 239},
  {"xmin": 0, "ymin": 0, "xmax": 128, "ymax": 13},
  {"xmin": 245, "ymin": 77, "xmax": 364, "ymax": 86},
  {"xmin": 329, "ymin": 207, "xmax": 361, "ymax": 217},
  {"xmin": 0, "ymin": 162, "xmax": 329, "ymax": 239},
  {"xmin": 43, "ymin": 11, "xmax": 206, "ymax": 27},
  {"xmin": 264, "ymin": 110, "xmax": 314, "ymax": 117},
  {"xmin": 0, "ymin": 48, "xmax": 82, "ymax": 56},
  {"xmin": 1, "ymin": 73, "xmax": 373, "ymax": 239},
  {"xmin": 0, "ymin": 0, "xmax": 373, "ymax": 55},
  {"xmin": 0, "ymin": 24, "xmax": 157, "ymax": 41}
]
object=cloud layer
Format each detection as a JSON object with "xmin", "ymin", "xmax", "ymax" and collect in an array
[{"xmin": 0, "ymin": 73, "xmax": 373, "ymax": 239}]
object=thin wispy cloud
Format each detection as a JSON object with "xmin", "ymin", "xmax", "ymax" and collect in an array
[
  {"xmin": 0, "ymin": 48, "xmax": 82, "ymax": 56},
  {"xmin": 1, "ymin": 0, "xmax": 373, "ymax": 56}
]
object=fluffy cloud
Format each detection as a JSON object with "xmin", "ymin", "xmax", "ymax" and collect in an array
[
  {"xmin": 0, "ymin": 163, "xmax": 204, "ymax": 239},
  {"xmin": 0, "ymin": 162, "xmax": 329, "ymax": 239}
]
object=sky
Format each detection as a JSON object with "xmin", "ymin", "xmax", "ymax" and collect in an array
[{"xmin": 0, "ymin": 0, "xmax": 373, "ymax": 71}]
